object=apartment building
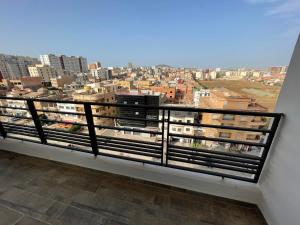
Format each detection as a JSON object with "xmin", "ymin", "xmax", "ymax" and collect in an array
[
  {"xmin": 40, "ymin": 54, "xmax": 63, "ymax": 70},
  {"xmin": 40, "ymin": 54, "xmax": 88, "ymax": 73},
  {"xmin": 199, "ymin": 88, "xmax": 268, "ymax": 147},
  {"xmin": 193, "ymin": 89, "xmax": 210, "ymax": 107},
  {"xmin": 113, "ymin": 80, "xmax": 133, "ymax": 90},
  {"xmin": 90, "ymin": 68, "xmax": 112, "ymax": 80},
  {"xmin": 73, "ymin": 85, "xmax": 117, "ymax": 126},
  {"xmin": 50, "ymin": 75, "xmax": 74, "ymax": 88},
  {"xmin": 159, "ymin": 104, "xmax": 197, "ymax": 144},
  {"xmin": 150, "ymin": 86, "xmax": 176, "ymax": 103},
  {"xmin": 0, "ymin": 54, "xmax": 40, "ymax": 79},
  {"xmin": 28, "ymin": 64, "xmax": 59, "ymax": 85},
  {"xmin": 2, "ymin": 77, "xmax": 43, "ymax": 90},
  {"xmin": 115, "ymin": 93, "xmax": 160, "ymax": 138},
  {"xmin": 88, "ymin": 61, "xmax": 101, "ymax": 70}
]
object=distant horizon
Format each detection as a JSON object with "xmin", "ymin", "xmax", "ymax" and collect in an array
[
  {"xmin": 1, "ymin": 0, "xmax": 299, "ymax": 68},
  {"xmin": 0, "ymin": 51, "xmax": 288, "ymax": 70}
]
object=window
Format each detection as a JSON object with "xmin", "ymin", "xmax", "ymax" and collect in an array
[
  {"xmin": 177, "ymin": 128, "xmax": 182, "ymax": 132},
  {"xmin": 123, "ymin": 101, "xmax": 127, "ymax": 104},
  {"xmin": 186, "ymin": 128, "xmax": 190, "ymax": 132},
  {"xmin": 135, "ymin": 112, "xmax": 139, "ymax": 115},
  {"xmin": 172, "ymin": 127, "xmax": 176, "ymax": 131},
  {"xmin": 219, "ymin": 132, "xmax": 231, "ymax": 138},
  {"xmin": 240, "ymin": 116, "xmax": 248, "ymax": 122},
  {"xmin": 223, "ymin": 114, "xmax": 235, "ymax": 120},
  {"xmin": 135, "ymin": 101, "xmax": 139, "ymax": 104},
  {"xmin": 187, "ymin": 120, "xmax": 191, "ymax": 123},
  {"xmin": 178, "ymin": 120, "xmax": 182, "ymax": 122},
  {"xmin": 66, "ymin": 106, "xmax": 70, "ymax": 110}
]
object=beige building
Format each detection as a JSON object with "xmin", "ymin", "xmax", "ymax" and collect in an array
[
  {"xmin": 2, "ymin": 77, "xmax": 43, "ymax": 90},
  {"xmin": 50, "ymin": 75, "xmax": 74, "ymax": 88},
  {"xmin": 73, "ymin": 88, "xmax": 116, "ymax": 126},
  {"xmin": 28, "ymin": 64, "xmax": 60, "ymax": 84},
  {"xmin": 200, "ymin": 88, "xmax": 268, "ymax": 147}
]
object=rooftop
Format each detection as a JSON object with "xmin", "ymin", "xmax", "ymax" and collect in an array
[{"xmin": 0, "ymin": 150, "xmax": 267, "ymax": 225}]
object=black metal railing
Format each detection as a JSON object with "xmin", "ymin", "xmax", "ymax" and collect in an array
[{"xmin": 0, "ymin": 97, "xmax": 283, "ymax": 183}]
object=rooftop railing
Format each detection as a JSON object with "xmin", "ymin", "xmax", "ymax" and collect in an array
[{"xmin": 0, "ymin": 96, "xmax": 283, "ymax": 183}]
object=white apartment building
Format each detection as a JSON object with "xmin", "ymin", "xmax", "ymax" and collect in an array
[
  {"xmin": 159, "ymin": 105, "xmax": 197, "ymax": 144},
  {"xmin": 193, "ymin": 89, "xmax": 210, "ymax": 107},
  {"xmin": 28, "ymin": 64, "xmax": 58, "ymax": 83},
  {"xmin": 90, "ymin": 68, "xmax": 112, "ymax": 80},
  {"xmin": 40, "ymin": 54, "xmax": 62, "ymax": 70},
  {"xmin": 56, "ymin": 103, "xmax": 78, "ymax": 122}
]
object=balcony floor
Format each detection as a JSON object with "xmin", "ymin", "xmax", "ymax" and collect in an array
[{"xmin": 0, "ymin": 150, "xmax": 267, "ymax": 225}]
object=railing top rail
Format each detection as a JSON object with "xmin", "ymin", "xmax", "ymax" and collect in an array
[{"xmin": 0, "ymin": 96, "xmax": 284, "ymax": 117}]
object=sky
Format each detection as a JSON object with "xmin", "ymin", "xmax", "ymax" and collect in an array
[{"xmin": 0, "ymin": 0, "xmax": 299, "ymax": 68}]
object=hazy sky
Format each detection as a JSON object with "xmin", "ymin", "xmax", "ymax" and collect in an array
[{"xmin": 0, "ymin": 0, "xmax": 299, "ymax": 68}]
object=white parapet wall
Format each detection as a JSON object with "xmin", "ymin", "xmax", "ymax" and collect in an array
[
  {"xmin": 0, "ymin": 137, "xmax": 261, "ymax": 204},
  {"xmin": 258, "ymin": 34, "xmax": 300, "ymax": 225}
]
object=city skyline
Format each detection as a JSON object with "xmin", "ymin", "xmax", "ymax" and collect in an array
[{"xmin": 0, "ymin": 0, "xmax": 299, "ymax": 68}]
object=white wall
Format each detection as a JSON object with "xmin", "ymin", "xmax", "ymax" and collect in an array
[{"xmin": 258, "ymin": 34, "xmax": 300, "ymax": 225}]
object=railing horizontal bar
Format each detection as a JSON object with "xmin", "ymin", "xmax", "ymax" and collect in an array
[
  {"xmin": 168, "ymin": 144, "xmax": 261, "ymax": 160},
  {"xmin": 2, "ymin": 122, "xmax": 36, "ymax": 129},
  {"xmin": 169, "ymin": 121, "xmax": 271, "ymax": 133},
  {"xmin": 43, "ymin": 128, "xmax": 90, "ymax": 137},
  {"xmin": 97, "ymin": 135, "xmax": 162, "ymax": 146},
  {"xmin": 0, "ymin": 97, "xmax": 284, "ymax": 117},
  {"xmin": 98, "ymin": 151, "xmax": 162, "ymax": 165},
  {"xmin": 168, "ymin": 148, "xmax": 260, "ymax": 165},
  {"xmin": 95, "ymin": 125, "xmax": 162, "ymax": 135},
  {"xmin": 94, "ymin": 114, "xmax": 162, "ymax": 123},
  {"xmin": 166, "ymin": 164, "xmax": 255, "ymax": 182},
  {"xmin": 40, "ymin": 119, "xmax": 87, "ymax": 126},
  {"xmin": 97, "ymin": 136, "xmax": 162, "ymax": 150},
  {"xmin": 6, "ymin": 135, "xmax": 41, "ymax": 144},
  {"xmin": 3, "ymin": 124, "xmax": 36, "ymax": 132},
  {"xmin": 46, "ymin": 136, "xmax": 91, "ymax": 147},
  {"xmin": 6, "ymin": 130, "xmax": 38, "ymax": 138},
  {"xmin": 169, "ymin": 133, "xmax": 266, "ymax": 147},
  {"xmin": 97, "ymin": 141, "xmax": 162, "ymax": 154},
  {"xmin": 167, "ymin": 151, "xmax": 258, "ymax": 169},
  {"xmin": 36, "ymin": 109, "xmax": 85, "ymax": 116},
  {"xmin": 0, "ymin": 114, "xmax": 31, "ymax": 119},
  {"xmin": 167, "ymin": 156, "xmax": 256, "ymax": 174},
  {"xmin": 0, "ymin": 106, "xmax": 28, "ymax": 110},
  {"xmin": 46, "ymin": 142, "xmax": 92, "ymax": 154},
  {"xmin": 46, "ymin": 133, "xmax": 90, "ymax": 143},
  {"xmin": 98, "ymin": 145, "xmax": 161, "ymax": 158}
]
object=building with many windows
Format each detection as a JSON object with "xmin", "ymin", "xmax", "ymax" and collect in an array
[
  {"xmin": 28, "ymin": 64, "xmax": 60, "ymax": 85},
  {"xmin": 0, "ymin": 54, "xmax": 40, "ymax": 79},
  {"xmin": 199, "ymin": 88, "xmax": 268, "ymax": 147}
]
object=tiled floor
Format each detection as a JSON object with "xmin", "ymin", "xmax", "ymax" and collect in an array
[{"xmin": 0, "ymin": 150, "xmax": 267, "ymax": 225}]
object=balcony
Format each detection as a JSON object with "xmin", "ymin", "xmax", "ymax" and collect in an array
[
  {"xmin": 0, "ymin": 150, "xmax": 267, "ymax": 225},
  {"xmin": 0, "ymin": 97, "xmax": 282, "ymax": 225}
]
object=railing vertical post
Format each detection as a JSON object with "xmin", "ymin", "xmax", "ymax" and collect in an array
[
  {"xmin": 0, "ymin": 121, "xmax": 7, "ymax": 138},
  {"xmin": 27, "ymin": 99, "xmax": 47, "ymax": 144},
  {"xmin": 84, "ymin": 103, "xmax": 98, "ymax": 156},
  {"xmin": 165, "ymin": 109, "xmax": 171, "ymax": 166},
  {"xmin": 254, "ymin": 115, "xmax": 282, "ymax": 182},
  {"xmin": 160, "ymin": 109, "xmax": 165, "ymax": 165}
]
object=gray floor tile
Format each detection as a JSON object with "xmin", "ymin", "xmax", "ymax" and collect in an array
[
  {"xmin": 0, "ymin": 205, "xmax": 23, "ymax": 225},
  {"xmin": 15, "ymin": 216, "xmax": 50, "ymax": 225}
]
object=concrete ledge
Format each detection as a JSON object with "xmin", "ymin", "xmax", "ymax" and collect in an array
[{"xmin": 1, "ymin": 138, "xmax": 262, "ymax": 204}]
